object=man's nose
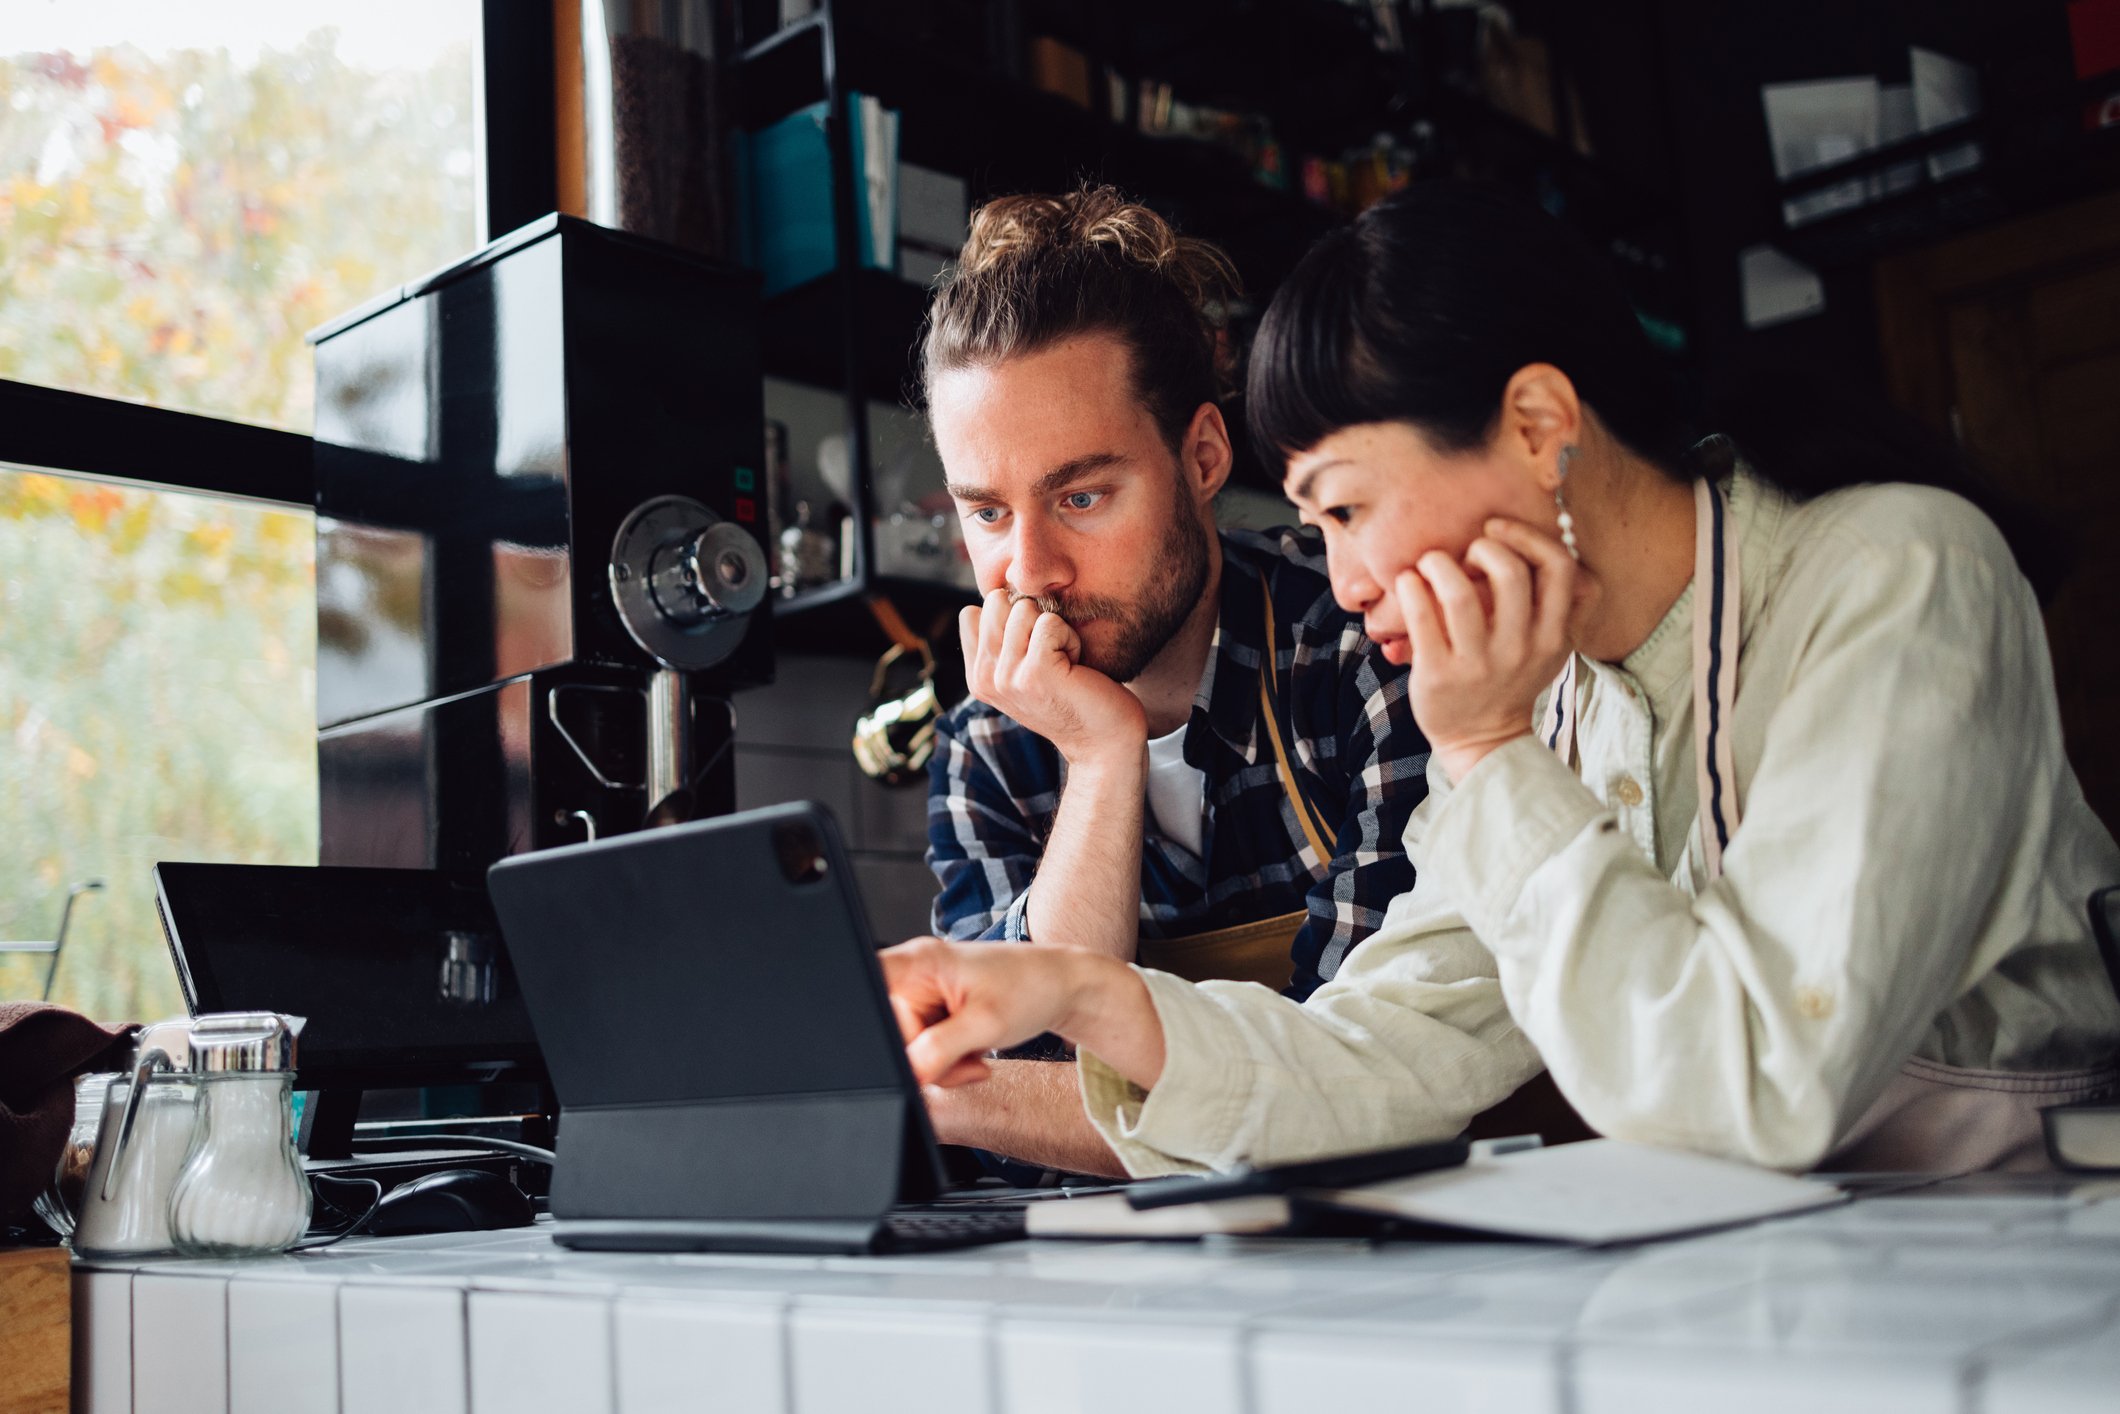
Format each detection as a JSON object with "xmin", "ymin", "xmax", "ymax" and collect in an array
[{"xmin": 1005, "ymin": 516, "xmax": 1072, "ymax": 600}]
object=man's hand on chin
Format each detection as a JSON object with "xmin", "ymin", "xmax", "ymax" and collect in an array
[
  {"xmin": 959, "ymin": 589, "xmax": 1147, "ymax": 768},
  {"xmin": 919, "ymin": 1059, "xmax": 1131, "ymax": 1180}
]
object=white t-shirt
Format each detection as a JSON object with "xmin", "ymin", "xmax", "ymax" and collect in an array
[{"xmin": 1144, "ymin": 722, "xmax": 1208, "ymax": 859}]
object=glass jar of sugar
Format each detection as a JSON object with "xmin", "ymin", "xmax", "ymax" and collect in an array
[
  {"xmin": 168, "ymin": 1012, "xmax": 310, "ymax": 1257},
  {"xmin": 72, "ymin": 1019, "xmax": 203, "ymax": 1259}
]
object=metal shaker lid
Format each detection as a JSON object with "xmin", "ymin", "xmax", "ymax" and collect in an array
[
  {"xmin": 129, "ymin": 1017, "xmax": 197, "ymax": 1074},
  {"xmin": 98, "ymin": 1016, "xmax": 205, "ymax": 1205},
  {"xmin": 186, "ymin": 1012, "xmax": 301, "ymax": 1075}
]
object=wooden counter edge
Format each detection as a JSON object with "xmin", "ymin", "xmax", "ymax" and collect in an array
[{"xmin": 0, "ymin": 1246, "xmax": 70, "ymax": 1414}]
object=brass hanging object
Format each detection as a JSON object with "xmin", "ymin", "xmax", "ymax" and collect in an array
[{"xmin": 852, "ymin": 597, "xmax": 942, "ymax": 787}]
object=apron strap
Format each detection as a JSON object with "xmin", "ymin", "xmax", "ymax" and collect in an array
[
  {"xmin": 1540, "ymin": 656, "xmax": 1578, "ymax": 769},
  {"xmin": 1691, "ymin": 476, "xmax": 1743, "ymax": 878},
  {"xmin": 1256, "ymin": 574, "xmax": 1335, "ymax": 870}
]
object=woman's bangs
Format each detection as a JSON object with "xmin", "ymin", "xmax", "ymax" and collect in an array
[{"xmin": 1245, "ymin": 236, "xmax": 1387, "ymax": 465}]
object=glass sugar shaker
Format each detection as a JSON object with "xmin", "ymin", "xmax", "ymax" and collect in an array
[
  {"xmin": 72, "ymin": 1020, "xmax": 199, "ymax": 1258},
  {"xmin": 32, "ymin": 1071, "xmax": 118, "ymax": 1239},
  {"xmin": 167, "ymin": 1012, "xmax": 311, "ymax": 1258}
]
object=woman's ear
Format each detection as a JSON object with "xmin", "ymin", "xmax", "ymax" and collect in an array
[
  {"xmin": 1183, "ymin": 401, "xmax": 1235, "ymax": 502},
  {"xmin": 1498, "ymin": 364, "xmax": 1584, "ymax": 489}
]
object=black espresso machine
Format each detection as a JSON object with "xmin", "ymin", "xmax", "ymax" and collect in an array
[
  {"xmin": 190, "ymin": 215, "xmax": 777, "ymax": 1167},
  {"xmin": 308, "ymin": 214, "xmax": 773, "ymax": 870},
  {"xmin": 114, "ymin": 218, "xmax": 778, "ymax": 1197},
  {"xmin": 170, "ymin": 216, "xmax": 782, "ymax": 1169}
]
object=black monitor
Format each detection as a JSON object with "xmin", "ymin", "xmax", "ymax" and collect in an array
[{"xmin": 153, "ymin": 862, "xmax": 546, "ymax": 1153}]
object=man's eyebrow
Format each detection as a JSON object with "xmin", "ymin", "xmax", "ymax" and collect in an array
[
  {"xmin": 1030, "ymin": 452, "xmax": 1127, "ymax": 498},
  {"xmin": 945, "ymin": 452, "xmax": 1128, "ymax": 505},
  {"xmin": 1287, "ymin": 458, "xmax": 1351, "ymax": 505}
]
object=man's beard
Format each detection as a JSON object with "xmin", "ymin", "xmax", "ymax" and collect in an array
[{"xmin": 1016, "ymin": 481, "xmax": 1212, "ymax": 684}]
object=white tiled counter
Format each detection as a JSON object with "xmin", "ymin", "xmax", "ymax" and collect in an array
[{"xmin": 71, "ymin": 1176, "xmax": 2120, "ymax": 1414}]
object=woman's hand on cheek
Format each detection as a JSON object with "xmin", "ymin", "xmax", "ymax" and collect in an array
[{"xmin": 1396, "ymin": 518, "xmax": 1591, "ymax": 783}]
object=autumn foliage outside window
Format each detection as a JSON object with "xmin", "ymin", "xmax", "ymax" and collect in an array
[{"xmin": 0, "ymin": 5, "xmax": 479, "ymax": 1021}]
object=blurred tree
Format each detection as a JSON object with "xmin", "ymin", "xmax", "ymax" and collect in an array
[
  {"xmin": 0, "ymin": 470, "xmax": 317, "ymax": 1021},
  {"xmin": 0, "ymin": 32, "xmax": 476, "ymax": 429},
  {"xmin": 0, "ymin": 28, "xmax": 476, "ymax": 1020}
]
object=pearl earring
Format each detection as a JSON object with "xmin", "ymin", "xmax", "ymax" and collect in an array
[{"xmin": 1554, "ymin": 444, "xmax": 1581, "ymax": 561}]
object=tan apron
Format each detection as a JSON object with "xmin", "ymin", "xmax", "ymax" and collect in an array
[
  {"xmin": 1827, "ymin": 1056, "xmax": 2120, "ymax": 1172},
  {"xmin": 1137, "ymin": 577, "xmax": 1335, "ymax": 993},
  {"xmin": 1538, "ymin": 478, "xmax": 2119, "ymax": 1170}
]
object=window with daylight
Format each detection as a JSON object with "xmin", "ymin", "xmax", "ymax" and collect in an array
[{"xmin": 0, "ymin": 0, "xmax": 481, "ymax": 1022}]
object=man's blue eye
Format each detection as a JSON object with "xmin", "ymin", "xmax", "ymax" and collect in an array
[
  {"xmin": 972, "ymin": 506, "xmax": 1004, "ymax": 524},
  {"xmin": 1064, "ymin": 491, "xmax": 1099, "ymax": 511}
]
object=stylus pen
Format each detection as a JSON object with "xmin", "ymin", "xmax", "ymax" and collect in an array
[{"xmin": 1124, "ymin": 1137, "xmax": 1471, "ymax": 1211}]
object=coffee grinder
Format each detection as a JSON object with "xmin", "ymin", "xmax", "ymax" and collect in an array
[{"xmin": 309, "ymin": 214, "xmax": 772, "ymax": 872}]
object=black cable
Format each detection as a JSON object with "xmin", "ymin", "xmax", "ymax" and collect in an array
[{"xmin": 293, "ymin": 1174, "xmax": 385, "ymax": 1251}]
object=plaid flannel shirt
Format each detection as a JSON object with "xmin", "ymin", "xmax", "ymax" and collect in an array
[{"xmin": 925, "ymin": 528, "xmax": 1428, "ymax": 1000}]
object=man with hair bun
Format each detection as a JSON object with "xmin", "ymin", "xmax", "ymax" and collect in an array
[{"xmin": 918, "ymin": 186, "xmax": 1431, "ymax": 1177}]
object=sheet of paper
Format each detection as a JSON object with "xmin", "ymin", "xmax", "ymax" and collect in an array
[
  {"xmin": 1316, "ymin": 1139, "xmax": 1844, "ymax": 1245},
  {"xmin": 1739, "ymin": 244, "xmax": 1826, "ymax": 329},
  {"xmin": 1025, "ymin": 1191, "xmax": 1292, "ymax": 1239},
  {"xmin": 2046, "ymin": 1104, "xmax": 2120, "ymax": 1169}
]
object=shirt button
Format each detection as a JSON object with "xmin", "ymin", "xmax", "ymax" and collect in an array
[
  {"xmin": 1796, "ymin": 986, "xmax": 1834, "ymax": 1020},
  {"xmin": 1614, "ymin": 776, "xmax": 1644, "ymax": 808}
]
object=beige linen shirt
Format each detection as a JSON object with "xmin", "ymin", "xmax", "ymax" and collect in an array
[{"xmin": 1080, "ymin": 471, "xmax": 2120, "ymax": 1174}]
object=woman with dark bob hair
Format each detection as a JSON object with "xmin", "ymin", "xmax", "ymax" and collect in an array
[{"xmin": 883, "ymin": 183, "xmax": 2120, "ymax": 1173}]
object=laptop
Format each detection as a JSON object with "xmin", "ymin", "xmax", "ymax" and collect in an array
[
  {"xmin": 152, "ymin": 861, "xmax": 553, "ymax": 1182},
  {"xmin": 484, "ymin": 801, "xmax": 1032, "ymax": 1254},
  {"xmin": 152, "ymin": 862, "xmax": 543, "ymax": 1093}
]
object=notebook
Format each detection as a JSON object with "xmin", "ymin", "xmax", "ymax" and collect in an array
[
  {"xmin": 1029, "ymin": 1139, "xmax": 1845, "ymax": 1245},
  {"xmin": 2044, "ymin": 1103, "xmax": 2120, "ymax": 1171}
]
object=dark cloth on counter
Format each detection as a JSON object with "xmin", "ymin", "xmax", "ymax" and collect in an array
[{"xmin": 0, "ymin": 1003, "xmax": 134, "ymax": 1222}]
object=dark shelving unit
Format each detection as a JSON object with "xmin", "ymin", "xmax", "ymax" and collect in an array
[
  {"xmin": 756, "ymin": 267, "xmax": 929, "ymax": 407},
  {"xmin": 726, "ymin": 0, "xmax": 1348, "ymax": 654},
  {"xmin": 723, "ymin": 0, "xmax": 1693, "ymax": 653},
  {"xmin": 1770, "ymin": 70, "xmax": 2120, "ymax": 270}
]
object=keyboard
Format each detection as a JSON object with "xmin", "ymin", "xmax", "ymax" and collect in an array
[{"xmin": 878, "ymin": 1207, "xmax": 1029, "ymax": 1252}]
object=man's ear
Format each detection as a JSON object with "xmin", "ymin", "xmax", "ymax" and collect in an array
[
  {"xmin": 1182, "ymin": 402, "xmax": 1234, "ymax": 502},
  {"xmin": 1497, "ymin": 364, "xmax": 1584, "ymax": 490}
]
